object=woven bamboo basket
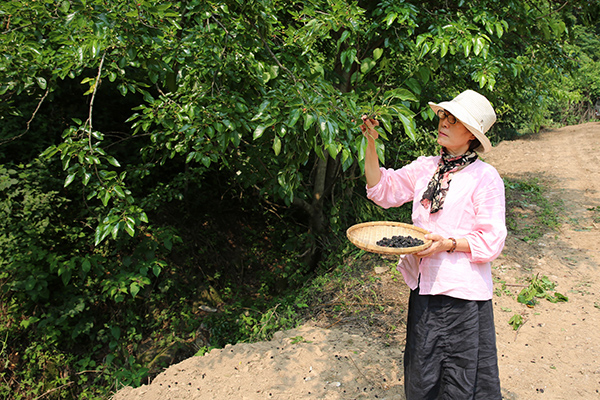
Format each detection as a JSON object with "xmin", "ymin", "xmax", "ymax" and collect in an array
[{"xmin": 346, "ymin": 221, "xmax": 432, "ymax": 255}]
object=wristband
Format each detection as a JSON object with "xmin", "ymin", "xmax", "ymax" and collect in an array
[{"xmin": 447, "ymin": 237, "xmax": 457, "ymax": 253}]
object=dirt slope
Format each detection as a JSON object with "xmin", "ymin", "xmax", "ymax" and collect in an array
[{"xmin": 113, "ymin": 122, "xmax": 600, "ymax": 400}]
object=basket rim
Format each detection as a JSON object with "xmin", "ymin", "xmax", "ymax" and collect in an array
[{"xmin": 346, "ymin": 221, "xmax": 432, "ymax": 255}]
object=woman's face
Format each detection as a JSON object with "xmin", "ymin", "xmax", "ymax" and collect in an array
[{"xmin": 436, "ymin": 110, "xmax": 476, "ymax": 156}]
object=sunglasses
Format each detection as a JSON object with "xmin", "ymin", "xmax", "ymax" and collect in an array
[{"xmin": 437, "ymin": 109, "xmax": 457, "ymax": 124}]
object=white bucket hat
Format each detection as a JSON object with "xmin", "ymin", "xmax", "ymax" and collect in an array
[{"xmin": 428, "ymin": 90, "xmax": 497, "ymax": 153}]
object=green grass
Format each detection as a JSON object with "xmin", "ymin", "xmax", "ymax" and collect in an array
[{"xmin": 504, "ymin": 177, "xmax": 563, "ymax": 242}]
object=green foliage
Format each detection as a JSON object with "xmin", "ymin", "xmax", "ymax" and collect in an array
[
  {"xmin": 517, "ymin": 274, "xmax": 568, "ymax": 307},
  {"xmin": 0, "ymin": 162, "xmax": 180, "ymax": 397},
  {"xmin": 508, "ymin": 314, "xmax": 524, "ymax": 331},
  {"xmin": 504, "ymin": 177, "xmax": 562, "ymax": 242},
  {"xmin": 547, "ymin": 24, "xmax": 600, "ymax": 125}
]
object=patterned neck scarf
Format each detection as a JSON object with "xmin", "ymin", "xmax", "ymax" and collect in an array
[{"xmin": 420, "ymin": 149, "xmax": 478, "ymax": 214}]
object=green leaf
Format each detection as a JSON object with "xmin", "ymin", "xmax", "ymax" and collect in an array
[
  {"xmin": 287, "ymin": 108, "xmax": 302, "ymax": 127},
  {"xmin": 405, "ymin": 78, "xmax": 421, "ymax": 95},
  {"xmin": 164, "ymin": 237, "xmax": 173, "ymax": 251},
  {"xmin": 340, "ymin": 48, "xmax": 357, "ymax": 71},
  {"xmin": 398, "ymin": 114, "xmax": 416, "ymax": 141},
  {"xmin": 418, "ymin": 42, "xmax": 430, "ymax": 59},
  {"xmin": 379, "ymin": 114, "xmax": 392, "ymax": 134},
  {"xmin": 478, "ymin": 74, "xmax": 487, "ymax": 88},
  {"xmin": 495, "ymin": 22, "xmax": 504, "ymax": 38},
  {"xmin": 474, "ymin": 36, "xmax": 486, "ymax": 56},
  {"xmin": 418, "ymin": 66, "xmax": 430, "ymax": 84},
  {"xmin": 440, "ymin": 41, "xmax": 449, "ymax": 57},
  {"xmin": 373, "ymin": 48, "xmax": 383, "ymax": 60},
  {"xmin": 65, "ymin": 12, "xmax": 77, "ymax": 24},
  {"xmin": 64, "ymin": 173, "xmax": 76, "ymax": 187},
  {"xmin": 20, "ymin": 317, "xmax": 40, "ymax": 329},
  {"xmin": 415, "ymin": 34, "xmax": 427, "ymax": 47},
  {"xmin": 384, "ymin": 88, "xmax": 418, "ymax": 102},
  {"xmin": 303, "ymin": 113, "xmax": 316, "ymax": 130},
  {"xmin": 360, "ymin": 58, "xmax": 376, "ymax": 74},
  {"xmin": 272, "ymin": 136, "xmax": 282, "ymax": 155},
  {"xmin": 384, "ymin": 13, "xmax": 398, "ymax": 26},
  {"xmin": 117, "ymin": 83, "xmax": 128, "ymax": 96},
  {"xmin": 106, "ymin": 156, "xmax": 121, "ymax": 167},
  {"xmin": 375, "ymin": 140, "xmax": 385, "ymax": 165},
  {"xmin": 337, "ymin": 30, "xmax": 350, "ymax": 46},
  {"xmin": 508, "ymin": 314, "xmax": 523, "ymax": 330},
  {"xmin": 113, "ymin": 185, "xmax": 126, "ymax": 198},
  {"xmin": 385, "ymin": 12, "xmax": 397, "ymax": 27},
  {"xmin": 61, "ymin": 270, "xmax": 72, "ymax": 286},
  {"xmin": 171, "ymin": 19, "xmax": 182, "ymax": 30},
  {"xmin": 94, "ymin": 226, "xmax": 103, "ymax": 245},
  {"xmin": 111, "ymin": 221, "xmax": 121, "ymax": 240},
  {"xmin": 279, "ymin": 124, "xmax": 287, "ymax": 137},
  {"xmin": 125, "ymin": 219, "xmax": 135, "ymax": 237},
  {"xmin": 36, "ymin": 77, "xmax": 47, "ymax": 89},
  {"xmin": 253, "ymin": 125, "xmax": 268, "ymax": 140},
  {"xmin": 101, "ymin": 190, "xmax": 111, "ymax": 206},
  {"xmin": 82, "ymin": 259, "xmax": 91, "ymax": 273},
  {"xmin": 326, "ymin": 142, "xmax": 339, "ymax": 159},
  {"xmin": 82, "ymin": 171, "xmax": 91, "ymax": 186},
  {"xmin": 463, "ymin": 40, "xmax": 472, "ymax": 57},
  {"xmin": 223, "ymin": 119, "xmax": 235, "ymax": 131},
  {"xmin": 319, "ymin": 119, "xmax": 327, "ymax": 134},
  {"xmin": 553, "ymin": 292, "xmax": 568, "ymax": 302},
  {"xmin": 186, "ymin": 151, "xmax": 196, "ymax": 163}
]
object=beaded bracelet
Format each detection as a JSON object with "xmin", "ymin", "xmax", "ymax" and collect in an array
[{"xmin": 447, "ymin": 237, "xmax": 457, "ymax": 253}]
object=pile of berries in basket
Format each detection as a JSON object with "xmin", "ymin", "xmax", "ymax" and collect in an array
[{"xmin": 376, "ymin": 235, "xmax": 424, "ymax": 248}]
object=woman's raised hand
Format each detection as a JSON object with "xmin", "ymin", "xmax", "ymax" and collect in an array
[{"xmin": 360, "ymin": 115, "xmax": 379, "ymax": 140}]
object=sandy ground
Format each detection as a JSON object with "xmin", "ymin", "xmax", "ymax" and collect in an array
[{"xmin": 112, "ymin": 122, "xmax": 600, "ymax": 400}]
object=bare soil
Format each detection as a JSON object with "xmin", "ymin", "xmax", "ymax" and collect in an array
[{"xmin": 113, "ymin": 122, "xmax": 600, "ymax": 400}]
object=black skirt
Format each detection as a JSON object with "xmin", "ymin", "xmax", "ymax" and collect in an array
[{"xmin": 404, "ymin": 286, "xmax": 501, "ymax": 400}]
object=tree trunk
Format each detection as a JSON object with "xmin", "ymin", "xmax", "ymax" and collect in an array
[{"xmin": 292, "ymin": 152, "xmax": 342, "ymax": 270}]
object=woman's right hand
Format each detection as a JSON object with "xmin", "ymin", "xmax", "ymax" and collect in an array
[{"xmin": 360, "ymin": 115, "xmax": 379, "ymax": 140}]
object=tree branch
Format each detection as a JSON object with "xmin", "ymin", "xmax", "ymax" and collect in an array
[
  {"xmin": 86, "ymin": 52, "xmax": 106, "ymax": 151},
  {"xmin": 0, "ymin": 88, "xmax": 49, "ymax": 146}
]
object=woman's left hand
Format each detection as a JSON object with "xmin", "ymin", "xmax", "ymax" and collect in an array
[{"xmin": 415, "ymin": 233, "xmax": 448, "ymax": 257}]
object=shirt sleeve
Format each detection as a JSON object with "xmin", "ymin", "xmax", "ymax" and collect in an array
[
  {"xmin": 365, "ymin": 158, "xmax": 425, "ymax": 209},
  {"xmin": 464, "ymin": 169, "xmax": 507, "ymax": 263}
]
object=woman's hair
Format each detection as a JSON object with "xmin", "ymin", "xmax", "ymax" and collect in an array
[{"xmin": 468, "ymin": 138, "xmax": 481, "ymax": 151}]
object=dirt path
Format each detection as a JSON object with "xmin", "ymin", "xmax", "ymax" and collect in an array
[
  {"xmin": 112, "ymin": 122, "xmax": 600, "ymax": 400},
  {"xmin": 485, "ymin": 122, "xmax": 600, "ymax": 399}
]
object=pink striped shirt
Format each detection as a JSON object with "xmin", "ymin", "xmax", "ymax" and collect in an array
[{"xmin": 366, "ymin": 156, "xmax": 506, "ymax": 301}]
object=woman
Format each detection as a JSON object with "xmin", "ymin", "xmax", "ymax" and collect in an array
[{"xmin": 361, "ymin": 90, "xmax": 506, "ymax": 399}]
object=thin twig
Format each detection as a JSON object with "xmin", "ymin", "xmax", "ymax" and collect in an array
[
  {"xmin": 86, "ymin": 52, "xmax": 106, "ymax": 146},
  {"xmin": 2, "ymin": 23, "xmax": 33, "ymax": 34},
  {"xmin": 325, "ymin": 318, "xmax": 343, "ymax": 329},
  {"xmin": 32, "ymin": 382, "xmax": 74, "ymax": 400},
  {"xmin": 252, "ymin": 21, "xmax": 317, "ymax": 106},
  {"xmin": 318, "ymin": 301, "xmax": 403, "ymax": 308},
  {"xmin": 348, "ymin": 355, "xmax": 376, "ymax": 387},
  {"xmin": 0, "ymin": 88, "xmax": 49, "ymax": 146},
  {"xmin": 535, "ymin": 0, "xmax": 570, "ymax": 20},
  {"xmin": 514, "ymin": 318, "xmax": 528, "ymax": 341}
]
